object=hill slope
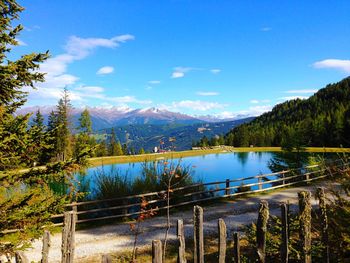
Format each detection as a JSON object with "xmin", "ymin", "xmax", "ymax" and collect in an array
[
  {"xmin": 224, "ymin": 77, "xmax": 350, "ymax": 147},
  {"xmin": 99, "ymin": 117, "xmax": 254, "ymax": 151}
]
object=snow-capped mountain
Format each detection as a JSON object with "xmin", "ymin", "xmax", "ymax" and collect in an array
[{"xmin": 17, "ymin": 106, "xmax": 203, "ymax": 130}]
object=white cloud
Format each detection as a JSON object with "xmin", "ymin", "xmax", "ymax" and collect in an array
[
  {"xmin": 145, "ymin": 86, "xmax": 153, "ymax": 90},
  {"xmin": 234, "ymin": 105, "xmax": 272, "ymax": 117},
  {"xmin": 16, "ymin": 39, "xmax": 27, "ymax": 46},
  {"xmin": 285, "ymin": 89, "xmax": 317, "ymax": 94},
  {"xmin": 64, "ymin": 34, "xmax": 134, "ymax": 59},
  {"xmin": 171, "ymin": 72, "xmax": 184, "ymax": 78},
  {"xmin": 278, "ymin": 96, "xmax": 308, "ymax": 101},
  {"xmin": 196, "ymin": 91, "xmax": 219, "ymax": 96},
  {"xmin": 171, "ymin": 100, "xmax": 227, "ymax": 111},
  {"xmin": 97, "ymin": 66, "xmax": 114, "ymax": 75},
  {"xmin": 250, "ymin": 99, "xmax": 270, "ymax": 104},
  {"xmin": 171, "ymin": 67, "xmax": 195, "ymax": 79},
  {"xmin": 148, "ymin": 80, "xmax": 161, "ymax": 84},
  {"xmin": 107, "ymin": 96, "xmax": 152, "ymax": 105},
  {"xmin": 75, "ymin": 86, "xmax": 104, "ymax": 93},
  {"xmin": 32, "ymin": 34, "xmax": 134, "ymax": 101},
  {"xmin": 313, "ymin": 59, "xmax": 350, "ymax": 73},
  {"xmin": 210, "ymin": 69, "xmax": 221, "ymax": 74},
  {"xmin": 261, "ymin": 27, "xmax": 272, "ymax": 32}
]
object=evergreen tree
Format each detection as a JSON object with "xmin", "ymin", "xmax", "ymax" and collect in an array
[
  {"xmin": 55, "ymin": 87, "xmax": 72, "ymax": 161},
  {"xmin": 74, "ymin": 108, "xmax": 95, "ymax": 158},
  {"xmin": 139, "ymin": 147, "xmax": 145, "ymax": 154},
  {"xmin": 0, "ymin": 1, "xmax": 91, "ymax": 254},
  {"xmin": 78, "ymin": 108, "xmax": 92, "ymax": 134}
]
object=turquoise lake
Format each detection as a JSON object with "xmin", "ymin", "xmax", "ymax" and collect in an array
[
  {"xmin": 77, "ymin": 152, "xmax": 277, "ymax": 195},
  {"xmin": 73, "ymin": 151, "xmax": 335, "ymax": 198}
]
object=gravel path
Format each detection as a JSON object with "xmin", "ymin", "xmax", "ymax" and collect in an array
[{"xmin": 23, "ymin": 182, "xmax": 335, "ymax": 262}]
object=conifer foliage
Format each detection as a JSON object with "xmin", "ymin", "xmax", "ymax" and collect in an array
[
  {"xmin": 223, "ymin": 77, "xmax": 350, "ymax": 148},
  {"xmin": 0, "ymin": 0, "xmax": 91, "ymax": 255}
]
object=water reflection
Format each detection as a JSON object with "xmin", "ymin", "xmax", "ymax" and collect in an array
[
  {"xmin": 70, "ymin": 151, "xmax": 336, "ymax": 199},
  {"xmin": 235, "ymin": 152, "xmax": 249, "ymax": 166}
]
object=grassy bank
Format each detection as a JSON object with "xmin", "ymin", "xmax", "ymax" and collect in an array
[{"xmin": 88, "ymin": 146, "xmax": 350, "ymax": 166}]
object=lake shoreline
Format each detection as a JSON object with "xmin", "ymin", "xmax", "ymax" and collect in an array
[{"xmin": 88, "ymin": 146, "xmax": 350, "ymax": 166}]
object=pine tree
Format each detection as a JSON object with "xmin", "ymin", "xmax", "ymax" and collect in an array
[
  {"xmin": 55, "ymin": 88, "xmax": 72, "ymax": 161},
  {"xmin": 79, "ymin": 108, "xmax": 92, "ymax": 134},
  {"xmin": 0, "ymin": 1, "xmax": 91, "ymax": 254},
  {"xmin": 139, "ymin": 147, "xmax": 145, "ymax": 154},
  {"xmin": 74, "ymin": 108, "xmax": 95, "ymax": 158}
]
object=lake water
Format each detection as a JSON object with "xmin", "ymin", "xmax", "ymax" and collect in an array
[
  {"xmin": 77, "ymin": 152, "xmax": 276, "ymax": 195},
  {"xmin": 73, "ymin": 150, "xmax": 336, "ymax": 200}
]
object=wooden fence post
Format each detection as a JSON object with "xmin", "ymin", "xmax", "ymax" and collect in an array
[
  {"xmin": 193, "ymin": 205, "xmax": 204, "ymax": 263},
  {"xmin": 281, "ymin": 203, "xmax": 289, "ymax": 263},
  {"xmin": 258, "ymin": 177, "xmax": 263, "ymax": 190},
  {"xmin": 177, "ymin": 219, "xmax": 186, "ymax": 263},
  {"xmin": 101, "ymin": 254, "xmax": 112, "ymax": 263},
  {"xmin": 316, "ymin": 187, "xmax": 329, "ymax": 263},
  {"xmin": 42, "ymin": 230, "xmax": 51, "ymax": 263},
  {"xmin": 298, "ymin": 191, "xmax": 311, "ymax": 263},
  {"xmin": 225, "ymin": 179, "xmax": 230, "ymax": 195},
  {"xmin": 152, "ymin": 240, "xmax": 163, "ymax": 263},
  {"xmin": 61, "ymin": 211, "xmax": 76, "ymax": 263},
  {"xmin": 256, "ymin": 200, "xmax": 269, "ymax": 263},
  {"xmin": 15, "ymin": 251, "xmax": 29, "ymax": 263},
  {"xmin": 233, "ymin": 232, "xmax": 240, "ymax": 263},
  {"xmin": 218, "ymin": 218, "xmax": 226, "ymax": 263}
]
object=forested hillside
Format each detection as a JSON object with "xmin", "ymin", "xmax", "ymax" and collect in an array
[{"xmin": 223, "ymin": 77, "xmax": 350, "ymax": 147}]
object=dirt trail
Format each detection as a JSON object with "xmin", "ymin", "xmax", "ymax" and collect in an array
[{"xmin": 23, "ymin": 182, "xmax": 335, "ymax": 262}]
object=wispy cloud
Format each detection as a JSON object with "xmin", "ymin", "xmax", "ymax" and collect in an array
[
  {"xmin": 313, "ymin": 59, "xmax": 350, "ymax": 73},
  {"xmin": 75, "ymin": 86, "xmax": 104, "ymax": 93},
  {"xmin": 250, "ymin": 99, "xmax": 270, "ymax": 104},
  {"xmin": 148, "ymin": 80, "xmax": 161, "ymax": 84},
  {"xmin": 65, "ymin": 34, "xmax": 134, "ymax": 59},
  {"xmin": 16, "ymin": 38, "xmax": 27, "ymax": 46},
  {"xmin": 261, "ymin": 27, "xmax": 272, "ymax": 32},
  {"xmin": 214, "ymin": 105, "xmax": 272, "ymax": 119},
  {"xmin": 97, "ymin": 66, "xmax": 114, "ymax": 75},
  {"xmin": 210, "ymin": 69, "xmax": 221, "ymax": 74},
  {"xmin": 196, "ymin": 91, "xmax": 219, "ymax": 96},
  {"xmin": 24, "ymin": 25, "xmax": 40, "ymax": 32},
  {"xmin": 171, "ymin": 100, "xmax": 227, "ymax": 111},
  {"xmin": 171, "ymin": 67, "xmax": 196, "ymax": 79},
  {"xmin": 32, "ymin": 34, "xmax": 134, "ymax": 101},
  {"xmin": 285, "ymin": 89, "xmax": 317, "ymax": 94},
  {"xmin": 278, "ymin": 96, "xmax": 308, "ymax": 101}
]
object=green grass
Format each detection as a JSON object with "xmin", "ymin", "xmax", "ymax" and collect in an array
[{"xmin": 88, "ymin": 146, "xmax": 350, "ymax": 166}]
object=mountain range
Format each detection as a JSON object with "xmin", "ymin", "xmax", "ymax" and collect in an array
[{"xmin": 17, "ymin": 106, "xmax": 251, "ymax": 131}]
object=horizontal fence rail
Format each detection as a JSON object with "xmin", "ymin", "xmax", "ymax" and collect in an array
[{"xmin": 48, "ymin": 159, "xmax": 348, "ymax": 226}]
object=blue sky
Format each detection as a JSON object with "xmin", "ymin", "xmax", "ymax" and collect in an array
[{"xmin": 14, "ymin": 0, "xmax": 350, "ymax": 118}]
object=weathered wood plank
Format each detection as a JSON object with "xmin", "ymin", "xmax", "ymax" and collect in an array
[
  {"xmin": 177, "ymin": 219, "xmax": 186, "ymax": 263},
  {"xmin": 15, "ymin": 251, "xmax": 29, "ymax": 263},
  {"xmin": 256, "ymin": 201, "xmax": 269, "ymax": 263},
  {"xmin": 193, "ymin": 206, "xmax": 204, "ymax": 263},
  {"xmin": 152, "ymin": 240, "xmax": 162, "ymax": 263},
  {"xmin": 101, "ymin": 254, "xmax": 112, "ymax": 263},
  {"xmin": 61, "ymin": 211, "xmax": 76, "ymax": 263},
  {"xmin": 41, "ymin": 230, "xmax": 51, "ymax": 263},
  {"xmin": 316, "ymin": 187, "xmax": 329, "ymax": 263},
  {"xmin": 218, "ymin": 218, "xmax": 226, "ymax": 263},
  {"xmin": 298, "ymin": 191, "xmax": 312, "ymax": 263}
]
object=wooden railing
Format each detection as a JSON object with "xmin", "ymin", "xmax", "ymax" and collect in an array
[
  {"xmin": 35, "ymin": 188, "xmax": 333, "ymax": 263},
  {"xmin": 51, "ymin": 159, "xmax": 347, "ymax": 226}
]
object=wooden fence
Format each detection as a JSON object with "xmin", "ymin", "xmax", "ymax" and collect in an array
[
  {"xmin": 21, "ymin": 188, "xmax": 332, "ymax": 263},
  {"xmin": 50, "ymin": 159, "xmax": 345, "ymax": 226}
]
